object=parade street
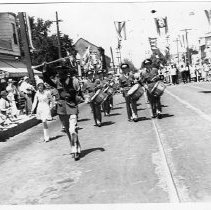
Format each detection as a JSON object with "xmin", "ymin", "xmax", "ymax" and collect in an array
[{"xmin": 0, "ymin": 82, "xmax": 211, "ymax": 204}]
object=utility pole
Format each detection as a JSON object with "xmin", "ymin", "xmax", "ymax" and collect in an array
[
  {"xmin": 110, "ymin": 47, "xmax": 115, "ymax": 72},
  {"xmin": 18, "ymin": 12, "xmax": 34, "ymax": 82},
  {"xmin": 173, "ymin": 38, "xmax": 180, "ymax": 65},
  {"xmin": 181, "ymin": 29, "xmax": 192, "ymax": 66},
  {"xmin": 53, "ymin": 12, "xmax": 63, "ymax": 58}
]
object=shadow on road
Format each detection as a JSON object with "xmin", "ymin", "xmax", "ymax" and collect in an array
[
  {"xmin": 160, "ymin": 113, "xmax": 174, "ymax": 119},
  {"xmin": 78, "ymin": 118, "xmax": 91, "ymax": 122},
  {"xmin": 49, "ymin": 134, "xmax": 65, "ymax": 142},
  {"xmin": 101, "ymin": 121, "xmax": 115, "ymax": 126},
  {"xmin": 112, "ymin": 106, "xmax": 124, "ymax": 110},
  {"xmin": 161, "ymin": 105, "xmax": 168, "ymax": 107},
  {"xmin": 108, "ymin": 113, "xmax": 121, "ymax": 116},
  {"xmin": 116, "ymin": 101, "xmax": 126, "ymax": 105},
  {"xmin": 199, "ymin": 91, "xmax": 211, "ymax": 94},
  {"xmin": 136, "ymin": 117, "xmax": 151, "ymax": 122},
  {"xmin": 137, "ymin": 108, "xmax": 146, "ymax": 111},
  {"xmin": 137, "ymin": 103, "xmax": 142, "ymax": 106},
  {"xmin": 80, "ymin": 147, "xmax": 105, "ymax": 158}
]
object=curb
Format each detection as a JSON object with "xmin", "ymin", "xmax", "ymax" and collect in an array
[
  {"xmin": 0, "ymin": 102, "xmax": 88, "ymax": 142},
  {"xmin": 0, "ymin": 117, "xmax": 41, "ymax": 142}
]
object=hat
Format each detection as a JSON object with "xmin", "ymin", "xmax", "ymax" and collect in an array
[
  {"xmin": 143, "ymin": 59, "xmax": 152, "ymax": 65},
  {"xmin": 108, "ymin": 71, "xmax": 114, "ymax": 75},
  {"xmin": 24, "ymin": 76, "xmax": 29, "ymax": 81},
  {"xmin": 87, "ymin": 70, "xmax": 94, "ymax": 75},
  {"xmin": 0, "ymin": 90, "xmax": 7, "ymax": 97},
  {"xmin": 36, "ymin": 79, "xmax": 44, "ymax": 86},
  {"xmin": 120, "ymin": 63, "xmax": 129, "ymax": 69},
  {"xmin": 8, "ymin": 78, "xmax": 14, "ymax": 83},
  {"xmin": 97, "ymin": 70, "xmax": 103, "ymax": 74}
]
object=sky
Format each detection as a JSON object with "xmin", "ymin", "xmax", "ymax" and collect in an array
[{"xmin": 1, "ymin": 0, "xmax": 211, "ymax": 68}]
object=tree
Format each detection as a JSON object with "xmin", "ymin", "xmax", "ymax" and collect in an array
[
  {"xmin": 122, "ymin": 58, "xmax": 138, "ymax": 72},
  {"xmin": 18, "ymin": 16, "xmax": 76, "ymax": 67}
]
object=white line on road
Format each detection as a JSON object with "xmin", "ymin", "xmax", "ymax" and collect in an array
[
  {"xmin": 144, "ymin": 93, "xmax": 180, "ymax": 203},
  {"xmin": 166, "ymin": 89, "xmax": 211, "ymax": 123}
]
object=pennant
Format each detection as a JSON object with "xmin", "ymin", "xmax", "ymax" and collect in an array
[
  {"xmin": 154, "ymin": 17, "xmax": 168, "ymax": 35},
  {"xmin": 114, "ymin": 21, "xmax": 126, "ymax": 40},
  {"xmin": 205, "ymin": 10, "xmax": 211, "ymax": 25}
]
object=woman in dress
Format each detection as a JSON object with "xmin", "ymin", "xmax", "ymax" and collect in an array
[{"xmin": 31, "ymin": 79, "xmax": 53, "ymax": 142}]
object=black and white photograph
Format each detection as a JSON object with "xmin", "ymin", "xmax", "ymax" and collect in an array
[{"xmin": 0, "ymin": 0, "xmax": 211, "ymax": 207}]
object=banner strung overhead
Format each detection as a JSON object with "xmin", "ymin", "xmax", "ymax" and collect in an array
[{"xmin": 154, "ymin": 17, "xmax": 168, "ymax": 35}]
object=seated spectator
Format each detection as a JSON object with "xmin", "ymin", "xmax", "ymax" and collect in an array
[
  {"xmin": 0, "ymin": 91, "xmax": 13, "ymax": 125},
  {"xmin": 6, "ymin": 79, "xmax": 20, "ymax": 118}
]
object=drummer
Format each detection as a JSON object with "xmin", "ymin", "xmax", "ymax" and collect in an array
[
  {"xmin": 100, "ymin": 72, "xmax": 112, "ymax": 116},
  {"xmin": 86, "ymin": 70, "xmax": 103, "ymax": 127},
  {"xmin": 119, "ymin": 63, "xmax": 138, "ymax": 122},
  {"xmin": 139, "ymin": 59, "xmax": 162, "ymax": 119}
]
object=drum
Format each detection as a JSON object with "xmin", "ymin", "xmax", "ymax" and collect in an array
[
  {"xmin": 150, "ymin": 81, "xmax": 166, "ymax": 97},
  {"xmin": 127, "ymin": 84, "xmax": 144, "ymax": 101},
  {"xmin": 91, "ymin": 89, "xmax": 108, "ymax": 104}
]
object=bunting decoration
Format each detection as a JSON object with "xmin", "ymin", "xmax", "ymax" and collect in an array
[
  {"xmin": 148, "ymin": 37, "xmax": 158, "ymax": 51},
  {"xmin": 205, "ymin": 10, "xmax": 211, "ymax": 25},
  {"xmin": 154, "ymin": 17, "xmax": 168, "ymax": 35}
]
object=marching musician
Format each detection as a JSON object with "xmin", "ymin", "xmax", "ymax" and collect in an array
[
  {"xmin": 119, "ymin": 63, "xmax": 138, "ymax": 122},
  {"xmin": 99, "ymin": 71, "xmax": 112, "ymax": 116},
  {"xmin": 86, "ymin": 70, "xmax": 103, "ymax": 127},
  {"xmin": 139, "ymin": 59, "xmax": 162, "ymax": 119},
  {"xmin": 42, "ymin": 63, "xmax": 81, "ymax": 160}
]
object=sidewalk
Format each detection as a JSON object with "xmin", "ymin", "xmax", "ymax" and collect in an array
[{"xmin": 0, "ymin": 115, "xmax": 40, "ymax": 142}]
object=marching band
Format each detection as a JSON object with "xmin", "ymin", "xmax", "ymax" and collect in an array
[{"xmin": 30, "ymin": 55, "xmax": 166, "ymax": 161}]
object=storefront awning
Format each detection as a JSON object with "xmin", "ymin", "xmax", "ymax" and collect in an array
[{"xmin": 0, "ymin": 60, "xmax": 42, "ymax": 78}]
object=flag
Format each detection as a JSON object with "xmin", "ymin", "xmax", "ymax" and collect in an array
[
  {"xmin": 154, "ymin": 17, "xmax": 168, "ymax": 35},
  {"xmin": 114, "ymin": 21, "xmax": 126, "ymax": 40},
  {"xmin": 205, "ymin": 10, "xmax": 211, "ymax": 25}
]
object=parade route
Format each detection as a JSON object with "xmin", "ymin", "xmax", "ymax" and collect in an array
[{"xmin": 0, "ymin": 83, "xmax": 211, "ymax": 204}]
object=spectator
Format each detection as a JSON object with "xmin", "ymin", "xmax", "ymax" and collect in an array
[
  {"xmin": 6, "ymin": 79, "xmax": 19, "ymax": 118},
  {"xmin": 0, "ymin": 90, "xmax": 13, "ymax": 125},
  {"xmin": 170, "ymin": 64, "xmax": 177, "ymax": 85},
  {"xmin": 19, "ymin": 76, "xmax": 36, "ymax": 115}
]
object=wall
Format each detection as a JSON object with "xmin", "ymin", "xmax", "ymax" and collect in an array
[{"xmin": 0, "ymin": 13, "xmax": 20, "ymax": 57}]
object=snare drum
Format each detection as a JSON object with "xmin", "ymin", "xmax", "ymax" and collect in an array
[
  {"xmin": 150, "ymin": 81, "xmax": 166, "ymax": 97},
  {"xmin": 127, "ymin": 84, "xmax": 144, "ymax": 101},
  {"xmin": 91, "ymin": 89, "xmax": 108, "ymax": 104}
]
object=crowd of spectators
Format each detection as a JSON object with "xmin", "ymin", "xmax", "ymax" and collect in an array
[{"xmin": 158, "ymin": 63, "xmax": 211, "ymax": 85}]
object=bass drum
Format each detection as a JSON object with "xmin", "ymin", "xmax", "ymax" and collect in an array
[
  {"xmin": 91, "ymin": 89, "xmax": 108, "ymax": 105},
  {"xmin": 150, "ymin": 81, "xmax": 166, "ymax": 97},
  {"xmin": 127, "ymin": 84, "xmax": 144, "ymax": 101}
]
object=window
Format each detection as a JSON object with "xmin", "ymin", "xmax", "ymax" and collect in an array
[{"xmin": 11, "ymin": 23, "xmax": 18, "ymax": 45}]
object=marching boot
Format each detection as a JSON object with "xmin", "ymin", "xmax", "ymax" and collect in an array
[{"xmin": 43, "ymin": 128, "xmax": 50, "ymax": 142}]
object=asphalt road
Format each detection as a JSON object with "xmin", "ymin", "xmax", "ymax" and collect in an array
[{"xmin": 0, "ymin": 82, "xmax": 211, "ymax": 204}]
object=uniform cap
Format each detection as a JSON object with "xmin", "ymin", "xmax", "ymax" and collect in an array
[{"xmin": 120, "ymin": 63, "xmax": 129, "ymax": 69}]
